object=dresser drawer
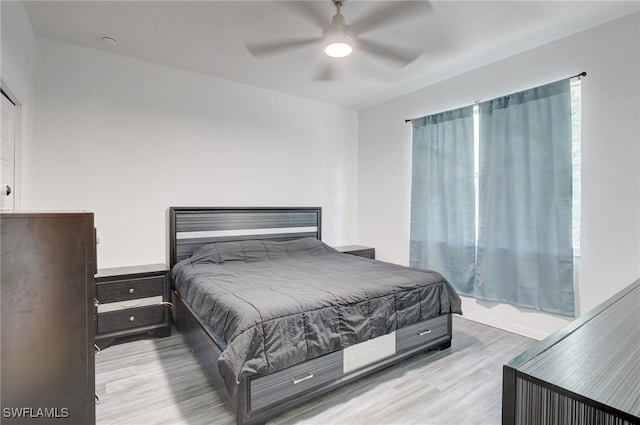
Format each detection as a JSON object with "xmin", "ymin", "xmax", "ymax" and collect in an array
[
  {"xmin": 250, "ymin": 351, "xmax": 343, "ymax": 412},
  {"xmin": 396, "ymin": 315, "xmax": 450, "ymax": 352},
  {"xmin": 96, "ymin": 275, "xmax": 164, "ymax": 303},
  {"xmin": 97, "ymin": 305, "xmax": 165, "ymax": 334}
]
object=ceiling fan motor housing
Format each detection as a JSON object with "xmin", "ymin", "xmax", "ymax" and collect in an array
[{"xmin": 323, "ymin": 2, "xmax": 353, "ymax": 57}]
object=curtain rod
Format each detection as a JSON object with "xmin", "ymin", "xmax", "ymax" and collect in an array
[{"xmin": 404, "ymin": 71, "xmax": 587, "ymax": 123}]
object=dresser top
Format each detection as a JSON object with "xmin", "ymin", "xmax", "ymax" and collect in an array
[
  {"xmin": 512, "ymin": 280, "xmax": 640, "ymax": 418},
  {"xmin": 96, "ymin": 263, "xmax": 168, "ymax": 278}
]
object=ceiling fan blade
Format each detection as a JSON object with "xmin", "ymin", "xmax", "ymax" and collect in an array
[
  {"xmin": 276, "ymin": 1, "xmax": 329, "ymax": 31},
  {"xmin": 313, "ymin": 63, "xmax": 336, "ymax": 81},
  {"xmin": 245, "ymin": 37, "xmax": 321, "ymax": 58},
  {"xmin": 350, "ymin": 1, "xmax": 434, "ymax": 36},
  {"xmin": 313, "ymin": 57, "xmax": 354, "ymax": 81},
  {"xmin": 356, "ymin": 38, "xmax": 421, "ymax": 67}
]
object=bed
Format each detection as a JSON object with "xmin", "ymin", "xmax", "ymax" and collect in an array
[{"xmin": 169, "ymin": 207, "xmax": 462, "ymax": 425}]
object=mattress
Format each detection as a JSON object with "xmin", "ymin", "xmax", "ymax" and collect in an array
[{"xmin": 171, "ymin": 238, "xmax": 462, "ymax": 393}]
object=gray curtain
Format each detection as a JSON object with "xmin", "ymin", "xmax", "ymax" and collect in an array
[
  {"xmin": 475, "ymin": 80, "xmax": 575, "ymax": 316},
  {"xmin": 410, "ymin": 106, "xmax": 476, "ymax": 294}
]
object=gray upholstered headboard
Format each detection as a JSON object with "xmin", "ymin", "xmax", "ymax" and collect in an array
[{"xmin": 169, "ymin": 207, "xmax": 322, "ymax": 267}]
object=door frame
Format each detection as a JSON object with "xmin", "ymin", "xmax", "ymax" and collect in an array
[{"xmin": 1, "ymin": 79, "xmax": 22, "ymax": 210}]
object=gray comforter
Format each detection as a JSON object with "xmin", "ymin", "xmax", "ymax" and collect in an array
[{"xmin": 172, "ymin": 238, "xmax": 462, "ymax": 394}]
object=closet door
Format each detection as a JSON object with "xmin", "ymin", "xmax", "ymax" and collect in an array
[
  {"xmin": 1, "ymin": 212, "xmax": 95, "ymax": 425},
  {"xmin": 0, "ymin": 91, "xmax": 17, "ymax": 210}
]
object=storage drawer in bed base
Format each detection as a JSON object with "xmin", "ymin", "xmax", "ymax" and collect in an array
[
  {"xmin": 250, "ymin": 351, "xmax": 343, "ymax": 412},
  {"xmin": 242, "ymin": 326, "xmax": 451, "ymax": 422},
  {"xmin": 173, "ymin": 291, "xmax": 453, "ymax": 425},
  {"xmin": 397, "ymin": 314, "xmax": 450, "ymax": 352}
]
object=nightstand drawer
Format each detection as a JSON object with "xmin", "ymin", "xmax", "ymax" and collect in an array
[
  {"xmin": 250, "ymin": 351, "xmax": 342, "ymax": 412},
  {"xmin": 96, "ymin": 276, "xmax": 164, "ymax": 303},
  {"xmin": 97, "ymin": 305, "xmax": 165, "ymax": 334},
  {"xmin": 396, "ymin": 315, "xmax": 449, "ymax": 352}
]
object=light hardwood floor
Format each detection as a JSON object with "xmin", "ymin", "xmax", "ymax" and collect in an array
[{"xmin": 95, "ymin": 316, "xmax": 535, "ymax": 425}]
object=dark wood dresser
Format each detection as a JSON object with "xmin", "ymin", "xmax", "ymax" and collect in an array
[
  {"xmin": 1, "ymin": 212, "xmax": 96, "ymax": 425},
  {"xmin": 503, "ymin": 280, "xmax": 640, "ymax": 425},
  {"xmin": 95, "ymin": 264, "xmax": 171, "ymax": 348}
]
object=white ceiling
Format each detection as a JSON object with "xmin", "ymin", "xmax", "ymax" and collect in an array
[{"xmin": 23, "ymin": 1, "xmax": 640, "ymax": 110}]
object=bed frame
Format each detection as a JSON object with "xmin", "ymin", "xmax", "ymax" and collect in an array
[{"xmin": 169, "ymin": 207, "xmax": 453, "ymax": 425}]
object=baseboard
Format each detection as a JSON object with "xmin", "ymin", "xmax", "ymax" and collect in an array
[{"xmin": 457, "ymin": 312, "xmax": 549, "ymax": 341}]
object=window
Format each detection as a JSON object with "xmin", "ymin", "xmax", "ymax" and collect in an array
[{"xmin": 571, "ymin": 79, "xmax": 582, "ymax": 255}]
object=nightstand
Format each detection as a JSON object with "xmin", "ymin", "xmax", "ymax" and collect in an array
[
  {"xmin": 334, "ymin": 245, "xmax": 375, "ymax": 259},
  {"xmin": 95, "ymin": 263, "xmax": 171, "ymax": 349}
]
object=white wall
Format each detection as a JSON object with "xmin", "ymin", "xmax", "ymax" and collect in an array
[
  {"xmin": 31, "ymin": 39, "xmax": 359, "ymax": 268},
  {"xmin": 0, "ymin": 0, "xmax": 37, "ymax": 208},
  {"xmin": 8, "ymin": 2, "xmax": 638, "ymax": 339},
  {"xmin": 358, "ymin": 13, "xmax": 640, "ymax": 339}
]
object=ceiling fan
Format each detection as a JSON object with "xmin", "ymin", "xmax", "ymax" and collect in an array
[{"xmin": 245, "ymin": 0, "xmax": 433, "ymax": 78}]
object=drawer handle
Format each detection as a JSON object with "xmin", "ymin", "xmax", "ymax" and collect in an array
[
  {"xmin": 418, "ymin": 330, "xmax": 432, "ymax": 336},
  {"xmin": 129, "ymin": 316, "xmax": 135, "ymax": 322},
  {"xmin": 292, "ymin": 373, "xmax": 314, "ymax": 385},
  {"xmin": 129, "ymin": 288, "xmax": 135, "ymax": 294},
  {"xmin": 95, "ymin": 394, "xmax": 101, "ymax": 405},
  {"xmin": 94, "ymin": 344, "xmax": 101, "ymax": 355}
]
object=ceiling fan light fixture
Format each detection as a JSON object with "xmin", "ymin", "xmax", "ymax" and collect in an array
[
  {"xmin": 324, "ymin": 37, "xmax": 352, "ymax": 58},
  {"xmin": 322, "ymin": 4, "xmax": 353, "ymax": 58}
]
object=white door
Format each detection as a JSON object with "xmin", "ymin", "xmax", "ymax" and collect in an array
[{"xmin": 1, "ymin": 91, "xmax": 16, "ymax": 210}]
